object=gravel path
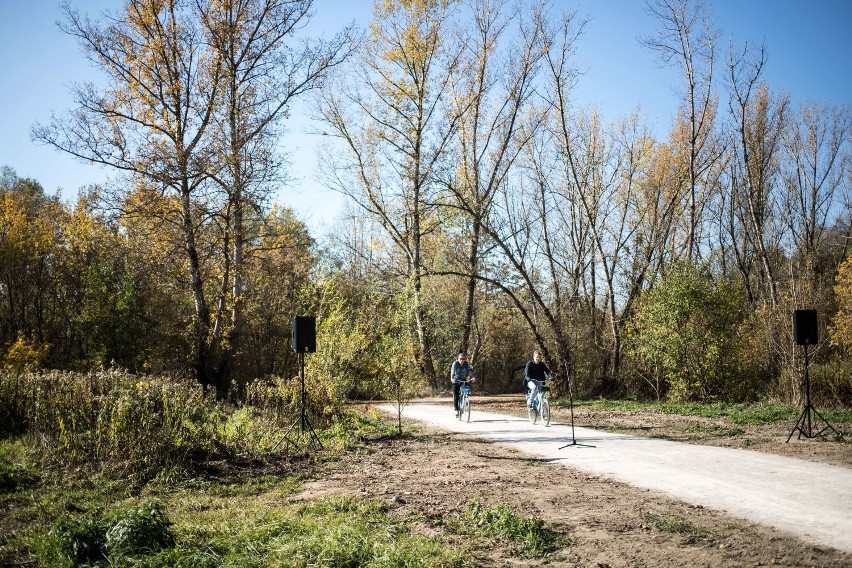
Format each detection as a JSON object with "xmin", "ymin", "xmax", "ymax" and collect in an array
[{"xmin": 379, "ymin": 402, "xmax": 852, "ymax": 554}]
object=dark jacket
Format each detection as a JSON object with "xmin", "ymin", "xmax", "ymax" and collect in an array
[{"xmin": 524, "ymin": 360, "xmax": 551, "ymax": 387}]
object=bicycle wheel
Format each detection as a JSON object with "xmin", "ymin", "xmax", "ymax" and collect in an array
[
  {"xmin": 541, "ymin": 397, "xmax": 551, "ymax": 426},
  {"xmin": 463, "ymin": 396, "xmax": 471, "ymax": 422}
]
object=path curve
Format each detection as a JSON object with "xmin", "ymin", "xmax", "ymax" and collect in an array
[{"xmin": 378, "ymin": 402, "xmax": 852, "ymax": 554}]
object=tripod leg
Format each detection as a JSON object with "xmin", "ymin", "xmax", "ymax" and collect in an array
[
  {"xmin": 786, "ymin": 404, "xmax": 810, "ymax": 443},
  {"xmin": 809, "ymin": 405, "xmax": 842, "ymax": 439},
  {"xmin": 271, "ymin": 417, "xmax": 303, "ymax": 453},
  {"xmin": 302, "ymin": 412, "xmax": 324, "ymax": 451}
]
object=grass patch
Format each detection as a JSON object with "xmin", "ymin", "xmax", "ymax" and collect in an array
[
  {"xmin": 163, "ymin": 494, "xmax": 464, "ymax": 567},
  {"xmin": 642, "ymin": 511, "xmax": 704, "ymax": 537},
  {"xmin": 0, "ymin": 439, "xmax": 38, "ymax": 493},
  {"xmin": 462, "ymin": 499, "xmax": 564, "ymax": 558},
  {"xmin": 3, "ymin": 410, "xmax": 467, "ymax": 567},
  {"xmin": 11, "ymin": 477, "xmax": 465, "ymax": 567}
]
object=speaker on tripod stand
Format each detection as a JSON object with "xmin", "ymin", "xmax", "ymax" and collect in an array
[
  {"xmin": 787, "ymin": 310, "xmax": 840, "ymax": 442},
  {"xmin": 271, "ymin": 316, "xmax": 323, "ymax": 453}
]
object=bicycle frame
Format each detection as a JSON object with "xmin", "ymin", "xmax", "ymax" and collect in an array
[
  {"xmin": 457, "ymin": 379, "xmax": 472, "ymax": 422},
  {"xmin": 527, "ymin": 379, "xmax": 551, "ymax": 426}
]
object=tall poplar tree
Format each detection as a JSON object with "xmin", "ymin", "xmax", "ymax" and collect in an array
[{"xmin": 319, "ymin": 0, "xmax": 462, "ymax": 387}]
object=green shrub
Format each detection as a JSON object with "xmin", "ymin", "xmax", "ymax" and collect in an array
[
  {"xmin": 46, "ymin": 500, "xmax": 175, "ymax": 565},
  {"xmin": 628, "ymin": 262, "xmax": 748, "ymax": 402},
  {"xmin": 104, "ymin": 501, "xmax": 175, "ymax": 557},
  {"xmin": 0, "ymin": 460, "xmax": 37, "ymax": 493},
  {"xmin": 48, "ymin": 514, "xmax": 107, "ymax": 565}
]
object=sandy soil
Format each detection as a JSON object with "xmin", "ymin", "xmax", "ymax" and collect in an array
[{"xmin": 300, "ymin": 396, "xmax": 852, "ymax": 567}]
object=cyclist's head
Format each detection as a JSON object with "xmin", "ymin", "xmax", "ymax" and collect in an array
[
  {"xmin": 458, "ymin": 353, "xmax": 466, "ymax": 362},
  {"xmin": 532, "ymin": 350, "xmax": 542, "ymax": 363}
]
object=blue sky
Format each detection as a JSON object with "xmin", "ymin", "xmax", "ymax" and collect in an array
[{"xmin": 1, "ymin": 0, "xmax": 850, "ymax": 230}]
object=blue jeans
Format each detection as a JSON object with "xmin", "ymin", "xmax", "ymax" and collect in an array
[{"xmin": 527, "ymin": 380, "xmax": 544, "ymax": 408}]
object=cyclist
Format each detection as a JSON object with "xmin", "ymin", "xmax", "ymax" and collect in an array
[
  {"xmin": 450, "ymin": 353, "xmax": 474, "ymax": 416},
  {"xmin": 524, "ymin": 350, "xmax": 552, "ymax": 409}
]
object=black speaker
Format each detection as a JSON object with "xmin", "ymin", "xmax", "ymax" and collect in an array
[
  {"xmin": 793, "ymin": 310, "xmax": 818, "ymax": 345},
  {"xmin": 291, "ymin": 316, "xmax": 316, "ymax": 353}
]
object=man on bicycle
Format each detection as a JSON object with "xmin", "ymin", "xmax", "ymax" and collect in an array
[
  {"xmin": 450, "ymin": 353, "xmax": 474, "ymax": 417},
  {"xmin": 524, "ymin": 350, "xmax": 552, "ymax": 409}
]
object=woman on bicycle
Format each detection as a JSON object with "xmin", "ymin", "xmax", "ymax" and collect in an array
[
  {"xmin": 524, "ymin": 350, "xmax": 552, "ymax": 408},
  {"xmin": 450, "ymin": 353, "xmax": 474, "ymax": 416}
]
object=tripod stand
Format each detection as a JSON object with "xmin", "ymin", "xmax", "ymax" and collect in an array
[
  {"xmin": 787, "ymin": 343, "xmax": 840, "ymax": 442},
  {"xmin": 271, "ymin": 351, "xmax": 323, "ymax": 453},
  {"xmin": 560, "ymin": 375, "xmax": 594, "ymax": 449}
]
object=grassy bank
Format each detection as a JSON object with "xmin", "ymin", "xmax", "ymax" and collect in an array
[
  {"xmin": 1, "ymin": 370, "xmax": 561, "ymax": 566},
  {"xmin": 564, "ymin": 398, "xmax": 852, "ymax": 428}
]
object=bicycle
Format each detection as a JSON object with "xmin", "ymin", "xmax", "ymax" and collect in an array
[
  {"xmin": 526, "ymin": 378, "xmax": 551, "ymax": 426},
  {"xmin": 456, "ymin": 378, "xmax": 474, "ymax": 422}
]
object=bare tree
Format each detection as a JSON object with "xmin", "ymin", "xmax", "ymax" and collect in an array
[
  {"xmin": 781, "ymin": 101, "xmax": 851, "ymax": 275},
  {"xmin": 442, "ymin": 0, "xmax": 548, "ymax": 359},
  {"xmin": 726, "ymin": 42, "xmax": 789, "ymax": 308},
  {"xmin": 641, "ymin": 0, "xmax": 723, "ymax": 261},
  {"xmin": 318, "ymin": 0, "xmax": 462, "ymax": 387},
  {"xmin": 444, "ymin": 11, "xmax": 587, "ymax": 387},
  {"xmin": 198, "ymin": 0, "xmax": 355, "ymax": 391}
]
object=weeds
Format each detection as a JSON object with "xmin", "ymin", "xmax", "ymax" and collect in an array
[
  {"xmin": 464, "ymin": 499, "xmax": 562, "ymax": 558},
  {"xmin": 0, "ymin": 369, "xmax": 388, "ymax": 482},
  {"xmin": 642, "ymin": 510, "xmax": 704, "ymax": 537}
]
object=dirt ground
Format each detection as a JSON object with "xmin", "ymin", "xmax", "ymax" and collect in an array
[{"xmin": 301, "ymin": 396, "xmax": 852, "ymax": 567}]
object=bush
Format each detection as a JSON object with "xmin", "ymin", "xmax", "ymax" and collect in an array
[
  {"xmin": 48, "ymin": 514, "xmax": 107, "ymax": 565},
  {"xmin": 0, "ymin": 460, "xmax": 37, "ymax": 493},
  {"xmin": 628, "ymin": 262, "xmax": 748, "ymax": 402},
  {"xmin": 104, "ymin": 501, "xmax": 175, "ymax": 557},
  {"xmin": 47, "ymin": 500, "xmax": 175, "ymax": 565},
  {"xmin": 1, "ymin": 335, "xmax": 50, "ymax": 371}
]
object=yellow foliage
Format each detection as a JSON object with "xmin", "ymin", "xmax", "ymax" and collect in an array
[
  {"xmin": 2, "ymin": 336, "xmax": 50, "ymax": 371},
  {"xmin": 829, "ymin": 253, "xmax": 852, "ymax": 351}
]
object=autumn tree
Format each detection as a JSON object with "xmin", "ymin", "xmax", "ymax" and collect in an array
[
  {"xmin": 642, "ymin": 0, "xmax": 723, "ymax": 260},
  {"xmin": 829, "ymin": 252, "xmax": 852, "ymax": 352},
  {"xmin": 0, "ymin": 168, "xmax": 67, "ymax": 357},
  {"xmin": 318, "ymin": 0, "xmax": 463, "ymax": 387},
  {"xmin": 33, "ymin": 0, "xmax": 226, "ymax": 393},
  {"xmin": 34, "ymin": 0, "xmax": 349, "ymax": 398},
  {"xmin": 725, "ymin": 43, "xmax": 788, "ymax": 308},
  {"xmin": 198, "ymin": 0, "xmax": 354, "ymax": 390}
]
